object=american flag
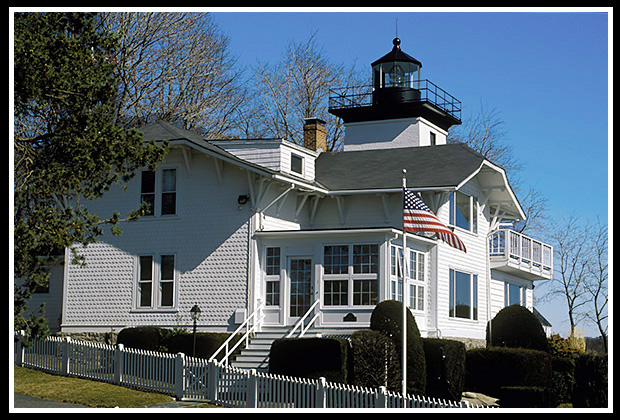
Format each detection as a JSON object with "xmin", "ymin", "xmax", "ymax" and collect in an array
[{"xmin": 403, "ymin": 188, "xmax": 466, "ymax": 252}]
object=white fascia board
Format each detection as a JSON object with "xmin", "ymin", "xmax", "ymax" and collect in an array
[{"xmin": 458, "ymin": 160, "xmax": 526, "ymax": 221}]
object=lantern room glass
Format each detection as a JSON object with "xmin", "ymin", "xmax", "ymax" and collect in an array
[{"xmin": 373, "ymin": 61, "xmax": 420, "ymax": 90}]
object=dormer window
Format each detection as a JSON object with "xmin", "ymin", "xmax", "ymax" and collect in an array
[{"xmin": 291, "ymin": 153, "xmax": 303, "ymax": 175}]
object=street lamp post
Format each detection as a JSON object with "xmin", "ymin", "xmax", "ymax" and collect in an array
[{"xmin": 189, "ymin": 304, "xmax": 201, "ymax": 357}]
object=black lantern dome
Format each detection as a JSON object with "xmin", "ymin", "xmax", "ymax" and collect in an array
[
  {"xmin": 372, "ymin": 38, "xmax": 423, "ymax": 105},
  {"xmin": 328, "ymin": 37, "xmax": 461, "ymax": 130}
]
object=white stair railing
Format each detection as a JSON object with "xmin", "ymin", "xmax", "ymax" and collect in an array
[
  {"xmin": 209, "ymin": 301, "xmax": 265, "ymax": 365},
  {"xmin": 286, "ymin": 299, "xmax": 320, "ymax": 338}
]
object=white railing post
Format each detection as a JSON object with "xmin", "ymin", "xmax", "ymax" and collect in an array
[
  {"xmin": 61, "ymin": 336, "xmax": 71, "ymax": 376},
  {"xmin": 246, "ymin": 369, "xmax": 258, "ymax": 408},
  {"xmin": 174, "ymin": 352, "xmax": 185, "ymax": 401},
  {"xmin": 114, "ymin": 344, "xmax": 124, "ymax": 385},
  {"xmin": 316, "ymin": 377, "xmax": 327, "ymax": 408}
]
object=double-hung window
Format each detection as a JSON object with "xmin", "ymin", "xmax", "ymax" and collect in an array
[
  {"xmin": 448, "ymin": 191, "xmax": 478, "ymax": 233},
  {"xmin": 323, "ymin": 244, "xmax": 378, "ymax": 306},
  {"xmin": 390, "ymin": 245, "xmax": 427, "ymax": 311},
  {"xmin": 140, "ymin": 168, "xmax": 177, "ymax": 217},
  {"xmin": 265, "ymin": 247, "xmax": 281, "ymax": 306},
  {"xmin": 409, "ymin": 249, "xmax": 425, "ymax": 311},
  {"xmin": 504, "ymin": 282, "xmax": 525, "ymax": 307},
  {"xmin": 448, "ymin": 269, "xmax": 478, "ymax": 320},
  {"xmin": 137, "ymin": 254, "xmax": 176, "ymax": 309}
]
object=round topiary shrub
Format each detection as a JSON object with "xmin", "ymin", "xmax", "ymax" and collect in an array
[
  {"xmin": 487, "ymin": 304, "xmax": 549, "ymax": 352},
  {"xmin": 370, "ymin": 300, "xmax": 426, "ymax": 396}
]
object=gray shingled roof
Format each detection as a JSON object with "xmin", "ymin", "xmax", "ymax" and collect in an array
[
  {"xmin": 138, "ymin": 120, "xmax": 276, "ymax": 176},
  {"xmin": 315, "ymin": 143, "xmax": 487, "ymax": 191}
]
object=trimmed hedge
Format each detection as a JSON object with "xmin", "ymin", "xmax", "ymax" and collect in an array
[
  {"xmin": 350, "ymin": 329, "xmax": 401, "ymax": 391},
  {"xmin": 465, "ymin": 346, "xmax": 551, "ymax": 398},
  {"xmin": 269, "ymin": 337, "xmax": 350, "ymax": 383},
  {"xmin": 499, "ymin": 386, "xmax": 548, "ymax": 408},
  {"xmin": 116, "ymin": 327, "xmax": 243, "ymax": 360},
  {"xmin": 423, "ymin": 338, "xmax": 466, "ymax": 401},
  {"xmin": 572, "ymin": 353, "xmax": 608, "ymax": 408},
  {"xmin": 117, "ymin": 327, "xmax": 163, "ymax": 351},
  {"xmin": 370, "ymin": 300, "xmax": 426, "ymax": 396}
]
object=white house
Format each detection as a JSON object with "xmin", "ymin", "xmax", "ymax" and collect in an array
[{"xmin": 51, "ymin": 38, "xmax": 553, "ymax": 366}]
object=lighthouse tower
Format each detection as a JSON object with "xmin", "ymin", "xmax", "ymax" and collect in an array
[{"xmin": 329, "ymin": 38, "xmax": 461, "ymax": 151}]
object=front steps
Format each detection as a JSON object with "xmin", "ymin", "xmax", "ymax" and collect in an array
[
  {"xmin": 230, "ymin": 327, "xmax": 291, "ymax": 371},
  {"xmin": 229, "ymin": 326, "xmax": 357, "ymax": 371}
]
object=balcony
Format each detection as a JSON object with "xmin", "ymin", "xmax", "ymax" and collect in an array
[{"xmin": 489, "ymin": 229, "xmax": 553, "ymax": 280}]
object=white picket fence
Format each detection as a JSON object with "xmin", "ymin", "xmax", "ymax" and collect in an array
[{"xmin": 14, "ymin": 334, "xmax": 478, "ymax": 409}]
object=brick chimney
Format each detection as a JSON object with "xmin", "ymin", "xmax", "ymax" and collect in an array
[{"xmin": 303, "ymin": 118, "xmax": 327, "ymax": 152}]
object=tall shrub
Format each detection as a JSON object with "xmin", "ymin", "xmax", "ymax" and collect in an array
[
  {"xmin": 370, "ymin": 300, "xmax": 426, "ymax": 395},
  {"xmin": 350, "ymin": 330, "xmax": 401, "ymax": 391}
]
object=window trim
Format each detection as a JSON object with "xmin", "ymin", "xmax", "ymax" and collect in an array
[
  {"xmin": 135, "ymin": 253, "xmax": 178, "ymax": 311},
  {"xmin": 323, "ymin": 243, "xmax": 379, "ymax": 307},
  {"xmin": 504, "ymin": 282, "xmax": 525, "ymax": 307},
  {"xmin": 448, "ymin": 268, "xmax": 478, "ymax": 320},
  {"xmin": 290, "ymin": 153, "xmax": 304, "ymax": 175},
  {"xmin": 264, "ymin": 247, "xmax": 281, "ymax": 307},
  {"xmin": 140, "ymin": 167, "xmax": 178, "ymax": 218},
  {"xmin": 390, "ymin": 245, "xmax": 427, "ymax": 312},
  {"xmin": 448, "ymin": 191, "xmax": 478, "ymax": 234}
]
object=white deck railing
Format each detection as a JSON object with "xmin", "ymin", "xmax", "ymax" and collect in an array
[
  {"xmin": 489, "ymin": 229, "xmax": 553, "ymax": 278},
  {"xmin": 14, "ymin": 333, "xmax": 482, "ymax": 408}
]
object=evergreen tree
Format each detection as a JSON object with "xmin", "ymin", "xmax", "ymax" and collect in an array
[{"xmin": 13, "ymin": 12, "xmax": 166, "ymax": 337}]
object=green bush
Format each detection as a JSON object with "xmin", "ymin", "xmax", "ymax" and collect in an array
[
  {"xmin": 572, "ymin": 353, "xmax": 608, "ymax": 408},
  {"xmin": 370, "ymin": 300, "xmax": 426, "ymax": 396},
  {"xmin": 550, "ymin": 356, "xmax": 576, "ymax": 407},
  {"xmin": 465, "ymin": 346, "xmax": 551, "ymax": 397},
  {"xmin": 117, "ymin": 327, "xmax": 162, "ymax": 351},
  {"xmin": 117, "ymin": 327, "xmax": 242, "ymax": 360},
  {"xmin": 499, "ymin": 386, "xmax": 548, "ymax": 408},
  {"xmin": 166, "ymin": 331, "xmax": 243, "ymax": 360},
  {"xmin": 486, "ymin": 305, "xmax": 549, "ymax": 352},
  {"xmin": 423, "ymin": 338, "xmax": 466, "ymax": 401},
  {"xmin": 350, "ymin": 330, "xmax": 401, "ymax": 391},
  {"xmin": 269, "ymin": 337, "xmax": 349, "ymax": 383}
]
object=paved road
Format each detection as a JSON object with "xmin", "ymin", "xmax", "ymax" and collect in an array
[{"xmin": 12, "ymin": 393, "xmax": 205, "ymax": 409}]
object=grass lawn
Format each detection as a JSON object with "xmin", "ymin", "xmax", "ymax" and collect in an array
[{"xmin": 14, "ymin": 366, "xmax": 182, "ymax": 408}]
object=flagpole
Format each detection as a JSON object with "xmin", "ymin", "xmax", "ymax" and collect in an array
[{"xmin": 401, "ymin": 169, "xmax": 408, "ymax": 396}]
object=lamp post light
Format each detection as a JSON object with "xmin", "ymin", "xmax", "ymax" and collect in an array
[{"xmin": 189, "ymin": 304, "xmax": 201, "ymax": 357}]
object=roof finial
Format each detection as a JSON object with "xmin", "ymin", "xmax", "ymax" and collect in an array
[{"xmin": 395, "ymin": 18, "xmax": 398, "ymax": 38}]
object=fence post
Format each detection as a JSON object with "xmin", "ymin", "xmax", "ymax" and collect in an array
[
  {"xmin": 61, "ymin": 336, "xmax": 71, "ymax": 376},
  {"xmin": 15, "ymin": 331, "xmax": 24, "ymax": 367},
  {"xmin": 114, "ymin": 344, "xmax": 124, "ymax": 385},
  {"xmin": 377, "ymin": 386, "xmax": 388, "ymax": 408},
  {"xmin": 207, "ymin": 360, "xmax": 219, "ymax": 404},
  {"xmin": 174, "ymin": 353, "xmax": 185, "ymax": 401},
  {"xmin": 315, "ymin": 377, "xmax": 327, "ymax": 408},
  {"xmin": 246, "ymin": 369, "xmax": 258, "ymax": 408}
]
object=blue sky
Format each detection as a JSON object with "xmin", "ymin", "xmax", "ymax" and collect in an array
[{"xmin": 211, "ymin": 9, "xmax": 610, "ymax": 336}]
